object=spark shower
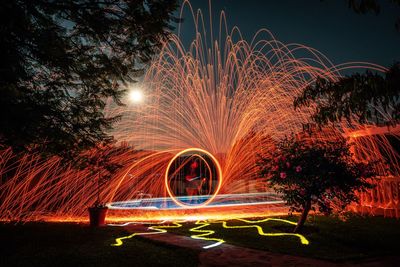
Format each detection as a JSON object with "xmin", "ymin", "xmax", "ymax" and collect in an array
[{"xmin": 0, "ymin": 2, "xmax": 398, "ymax": 222}]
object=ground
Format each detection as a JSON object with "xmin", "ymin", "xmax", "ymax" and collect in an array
[
  {"xmin": 0, "ymin": 222, "xmax": 197, "ymax": 267},
  {"xmin": 1, "ymin": 215, "xmax": 400, "ymax": 267},
  {"xmin": 166, "ymin": 214, "xmax": 400, "ymax": 261}
]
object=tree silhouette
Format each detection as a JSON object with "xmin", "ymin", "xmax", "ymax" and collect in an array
[
  {"xmin": 342, "ymin": 0, "xmax": 400, "ymax": 31},
  {"xmin": 0, "ymin": 0, "xmax": 180, "ymax": 159},
  {"xmin": 294, "ymin": 62, "xmax": 400, "ymax": 126}
]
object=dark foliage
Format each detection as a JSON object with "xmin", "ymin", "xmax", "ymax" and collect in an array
[
  {"xmin": 81, "ymin": 142, "xmax": 131, "ymax": 205},
  {"xmin": 294, "ymin": 62, "xmax": 400, "ymax": 126},
  {"xmin": 0, "ymin": 0, "xmax": 180, "ymax": 159},
  {"xmin": 345, "ymin": 0, "xmax": 400, "ymax": 31}
]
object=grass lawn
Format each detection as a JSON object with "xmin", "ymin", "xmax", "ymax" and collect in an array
[
  {"xmin": 0, "ymin": 222, "xmax": 198, "ymax": 267},
  {"xmin": 166, "ymin": 214, "xmax": 400, "ymax": 262},
  {"xmin": 1, "ymin": 215, "xmax": 399, "ymax": 266}
]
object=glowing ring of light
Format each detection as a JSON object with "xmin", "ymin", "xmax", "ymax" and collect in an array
[{"xmin": 165, "ymin": 148, "xmax": 223, "ymax": 208}]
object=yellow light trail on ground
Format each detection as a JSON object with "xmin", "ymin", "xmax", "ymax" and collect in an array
[
  {"xmin": 111, "ymin": 221, "xmax": 183, "ymax": 247},
  {"xmin": 187, "ymin": 217, "xmax": 309, "ymax": 249},
  {"xmin": 110, "ymin": 217, "xmax": 309, "ymax": 248},
  {"xmin": 223, "ymin": 218, "xmax": 309, "ymax": 245},
  {"xmin": 189, "ymin": 220, "xmax": 225, "ymax": 249}
]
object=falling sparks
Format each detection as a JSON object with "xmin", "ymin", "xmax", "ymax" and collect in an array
[{"xmin": 0, "ymin": 4, "xmax": 399, "ymax": 222}]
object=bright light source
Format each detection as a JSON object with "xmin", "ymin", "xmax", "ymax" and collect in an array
[{"xmin": 128, "ymin": 89, "xmax": 144, "ymax": 103}]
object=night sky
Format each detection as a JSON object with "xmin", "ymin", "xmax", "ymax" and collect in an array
[{"xmin": 177, "ymin": 0, "xmax": 400, "ymax": 70}]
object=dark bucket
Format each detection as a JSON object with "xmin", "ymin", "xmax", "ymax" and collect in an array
[{"xmin": 88, "ymin": 206, "xmax": 108, "ymax": 227}]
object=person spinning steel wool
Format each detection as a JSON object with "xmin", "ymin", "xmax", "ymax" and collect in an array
[{"xmin": 185, "ymin": 159, "xmax": 206, "ymax": 198}]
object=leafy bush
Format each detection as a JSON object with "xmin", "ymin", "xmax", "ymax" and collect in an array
[{"xmin": 258, "ymin": 134, "xmax": 377, "ymax": 232}]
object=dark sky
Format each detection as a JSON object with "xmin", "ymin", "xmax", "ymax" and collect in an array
[{"xmin": 177, "ymin": 0, "xmax": 400, "ymax": 69}]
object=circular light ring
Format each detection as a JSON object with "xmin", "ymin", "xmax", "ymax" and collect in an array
[{"xmin": 165, "ymin": 148, "xmax": 223, "ymax": 208}]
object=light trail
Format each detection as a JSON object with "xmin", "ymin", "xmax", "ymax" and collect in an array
[
  {"xmin": 109, "ymin": 217, "xmax": 309, "ymax": 249},
  {"xmin": 111, "ymin": 221, "xmax": 183, "ymax": 247},
  {"xmin": 189, "ymin": 220, "xmax": 225, "ymax": 249},
  {"xmin": 224, "ymin": 218, "xmax": 309, "ymax": 245}
]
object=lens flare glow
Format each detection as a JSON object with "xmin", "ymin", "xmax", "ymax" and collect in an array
[{"xmin": 128, "ymin": 89, "xmax": 143, "ymax": 103}]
